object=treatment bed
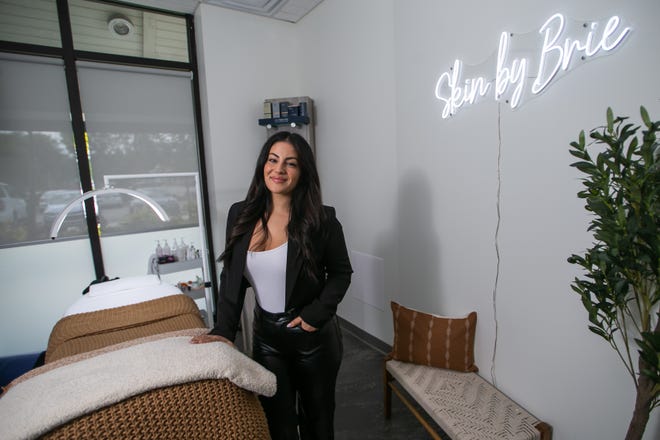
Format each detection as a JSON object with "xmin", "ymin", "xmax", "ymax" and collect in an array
[{"xmin": 0, "ymin": 276, "xmax": 275, "ymax": 440}]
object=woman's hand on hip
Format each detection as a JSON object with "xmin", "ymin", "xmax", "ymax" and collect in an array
[
  {"xmin": 287, "ymin": 316, "xmax": 318, "ymax": 332},
  {"xmin": 189, "ymin": 334, "xmax": 234, "ymax": 346}
]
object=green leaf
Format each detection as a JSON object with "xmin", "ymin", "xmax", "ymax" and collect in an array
[
  {"xmin": 579, "ymin": 130, "xmax": 586, "ymax": 147},
  {"xmin": 588, "ymin": 325, "xmax": 610, "ymax": 341},
  {"xmin": 627, "ymin": 138, "xmax": 638, "ymax": 161},
  {"xmin": 641, "ymin": 106, "xmax": 652, "ymax": 128},
  {"xmin": 571, "ymin": 161, "xmax": 598, "ymax": 174},
  {"xmin": 569, "ymin": 148, "xmax": 587, "ymax": 160}
]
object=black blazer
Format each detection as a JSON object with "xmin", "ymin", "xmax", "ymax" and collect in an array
[{"xmin": 209, "ymin": 201, "xmax": 353, "ymax": 341}]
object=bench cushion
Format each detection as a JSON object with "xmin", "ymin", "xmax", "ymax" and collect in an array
[{"xmin": 386, "ymin": 359, "xmax": 541, "ymax": 440}]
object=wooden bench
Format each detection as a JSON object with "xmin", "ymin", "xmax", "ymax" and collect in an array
[{"xmin": 384, "ymin": 358, "xmax": 552, "ymax": 440}]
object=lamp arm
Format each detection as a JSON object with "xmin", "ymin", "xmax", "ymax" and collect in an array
[{"xmin": 50, "ymin": 188, "xmax": 170, "ymax": 239}]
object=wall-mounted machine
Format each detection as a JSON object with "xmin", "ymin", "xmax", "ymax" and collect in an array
[{"xmin": 259, "ymin": 96, "xmax": 315, "ymax": 153}]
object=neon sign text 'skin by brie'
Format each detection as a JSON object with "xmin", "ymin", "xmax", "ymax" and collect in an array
[{"xmin": 434, "ymin": 13, "xmax": 631, "ymax": 119}]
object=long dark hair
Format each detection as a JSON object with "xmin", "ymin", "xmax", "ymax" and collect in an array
[{"xmin": 220, "ymin": 131, "xmax": 325, "ymax": 279}]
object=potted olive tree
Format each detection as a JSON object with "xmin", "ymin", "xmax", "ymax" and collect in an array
[{"xmin": 568, "ymin": 107, "xmax": 659, "ymax": 440}]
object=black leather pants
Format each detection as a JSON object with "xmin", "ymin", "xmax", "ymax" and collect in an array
[{"xmin": 252, "ymin": 306, "xmax": 343, "ymax": 440}]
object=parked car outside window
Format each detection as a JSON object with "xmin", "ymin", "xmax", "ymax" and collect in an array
[
  {"xmin": 0, "ymin": 182, "xmax": 27, "ymax": 224},
  {"xmin": 39, "ymin": 189, "xmax": 84, "ymax": 233}
]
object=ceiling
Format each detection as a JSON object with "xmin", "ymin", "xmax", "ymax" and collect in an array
[{"xmin": 121, "ymin": 0, "xmax": 324, "ymax": 22}]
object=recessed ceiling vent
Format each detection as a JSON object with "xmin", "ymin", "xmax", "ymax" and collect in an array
[{"xmin": 203, "ymin": 0, "xmax": 323, "ymax": 22}]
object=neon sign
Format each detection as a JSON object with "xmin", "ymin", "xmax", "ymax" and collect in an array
[{"xmin": 434, "ymin": 13, "xmax": 631, "ymax": 118}]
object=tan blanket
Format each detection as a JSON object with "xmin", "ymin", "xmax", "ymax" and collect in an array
[
  {"xmin": 0, "ymin": 329, "xmax": 276, "ymax": 440},
  {"xmin": 45, "ymin": 294, "xmax": 206, "ymax": 363},
  {"xmin": 42, "ymin": 379, "xmax": 271, "ymax": 440}
]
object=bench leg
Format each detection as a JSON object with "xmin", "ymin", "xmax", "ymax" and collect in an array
[
  {"xmin": 535, "ymin": 421, "xmax": 553, "ymax": 440},
  {"xmin": 388, "ymin": 383, "xmax": 443, "ymax": 440}
]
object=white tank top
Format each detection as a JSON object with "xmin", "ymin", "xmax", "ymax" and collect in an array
[{"xmin": 244, "ymin": 242, "xmax": 288, "ymax": 313}]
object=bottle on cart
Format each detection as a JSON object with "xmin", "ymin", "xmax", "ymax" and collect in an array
[
  {"xmin": 172, "ymin": 239, "xmax": 179, "ymax": 262},
  {"xmin": 178, "ymin": 238, "xmax": 187, "ymax": 261},
  {"xmin": 155, "ymin": 240, "xmax": 163, "ymax": 257},
  {"xmin": 163, "ymin": 239, "xmax": 171, "ymax": 257}
]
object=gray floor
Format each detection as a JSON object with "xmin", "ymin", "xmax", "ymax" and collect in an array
[{"xmin": 335, "ymin": 321, "xmax": 447, "ymax": 440}]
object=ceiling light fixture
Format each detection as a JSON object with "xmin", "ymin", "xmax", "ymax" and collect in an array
[{"xmin": 108, "ymin": 14, "xmax": 134, "ymax": 37}]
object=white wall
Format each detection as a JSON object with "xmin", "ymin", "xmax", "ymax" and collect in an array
[
  {"xmin": 296, "ymin": 0, "xmax": 399, "ymax": 339},
  {"xmin": 195, "ymin": 4, "xmax": 304, "ymax": 255},
  {"xmin": 195, "ymin": 0, "xmax": 659, "ymax": 439}
]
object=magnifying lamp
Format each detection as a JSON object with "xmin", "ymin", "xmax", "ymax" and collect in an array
[{"xmin": 50, "ymin": 188, "xmax": 170, "ymax": 239}]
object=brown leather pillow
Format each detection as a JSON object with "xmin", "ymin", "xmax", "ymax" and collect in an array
[{"xmin": 390, "ymin": 301, "xmax": 478, "ymax": 372}]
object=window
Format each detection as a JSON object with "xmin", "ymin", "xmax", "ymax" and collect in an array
[
  {"xmin": 0, "ymin": 54, "xmax": 84, "ymax": 244},
  {"xmin": 77, "ymin": 62, "xmax": 199, "ymax": 236}
]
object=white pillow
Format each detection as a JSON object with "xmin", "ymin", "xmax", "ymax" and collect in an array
[
  {"xmin": 88, "ymin": 275, "xmax": 160, "ymax": 297},
  {"xmin": 64, "ymin": 279, "xmax": 183, "ymax": 317}
]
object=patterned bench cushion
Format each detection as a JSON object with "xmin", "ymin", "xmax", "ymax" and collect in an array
[{"xmin": 386, "ymin": 359, "xmax": 541, "ymax": 440}]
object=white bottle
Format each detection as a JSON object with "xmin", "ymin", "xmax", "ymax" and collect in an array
[
  {"xmin": 155, "ymin": 240, "xmax": 163, "ymax": 257},
  {"xmin": 187, "ymin": 243, "xmax": 196, "ymax": 260},
  {"xmin": 172, "ymin": 239, "xmax": 179, "ymax": 261},
  {"xmin": 163, "ymin": 239, "xmax": 171, "ymax": 257},
  {"xmin": 178, "ymin": 238, "xmax": 187, "ymax": 261}
]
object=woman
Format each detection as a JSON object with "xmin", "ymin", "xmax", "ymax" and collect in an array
[{"xmin": 191, "ymin": 131, "xmax": 352, "ymax": 440}]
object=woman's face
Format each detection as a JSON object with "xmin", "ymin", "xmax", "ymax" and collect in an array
[{"xmin": 264, "ymin": 141, "xmax": 300, "ymax": 197}]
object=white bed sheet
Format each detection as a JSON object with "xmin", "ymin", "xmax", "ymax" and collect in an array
[{"xmin": 63, "ymin": 275, "xmax": 182, "ymax": 316}]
